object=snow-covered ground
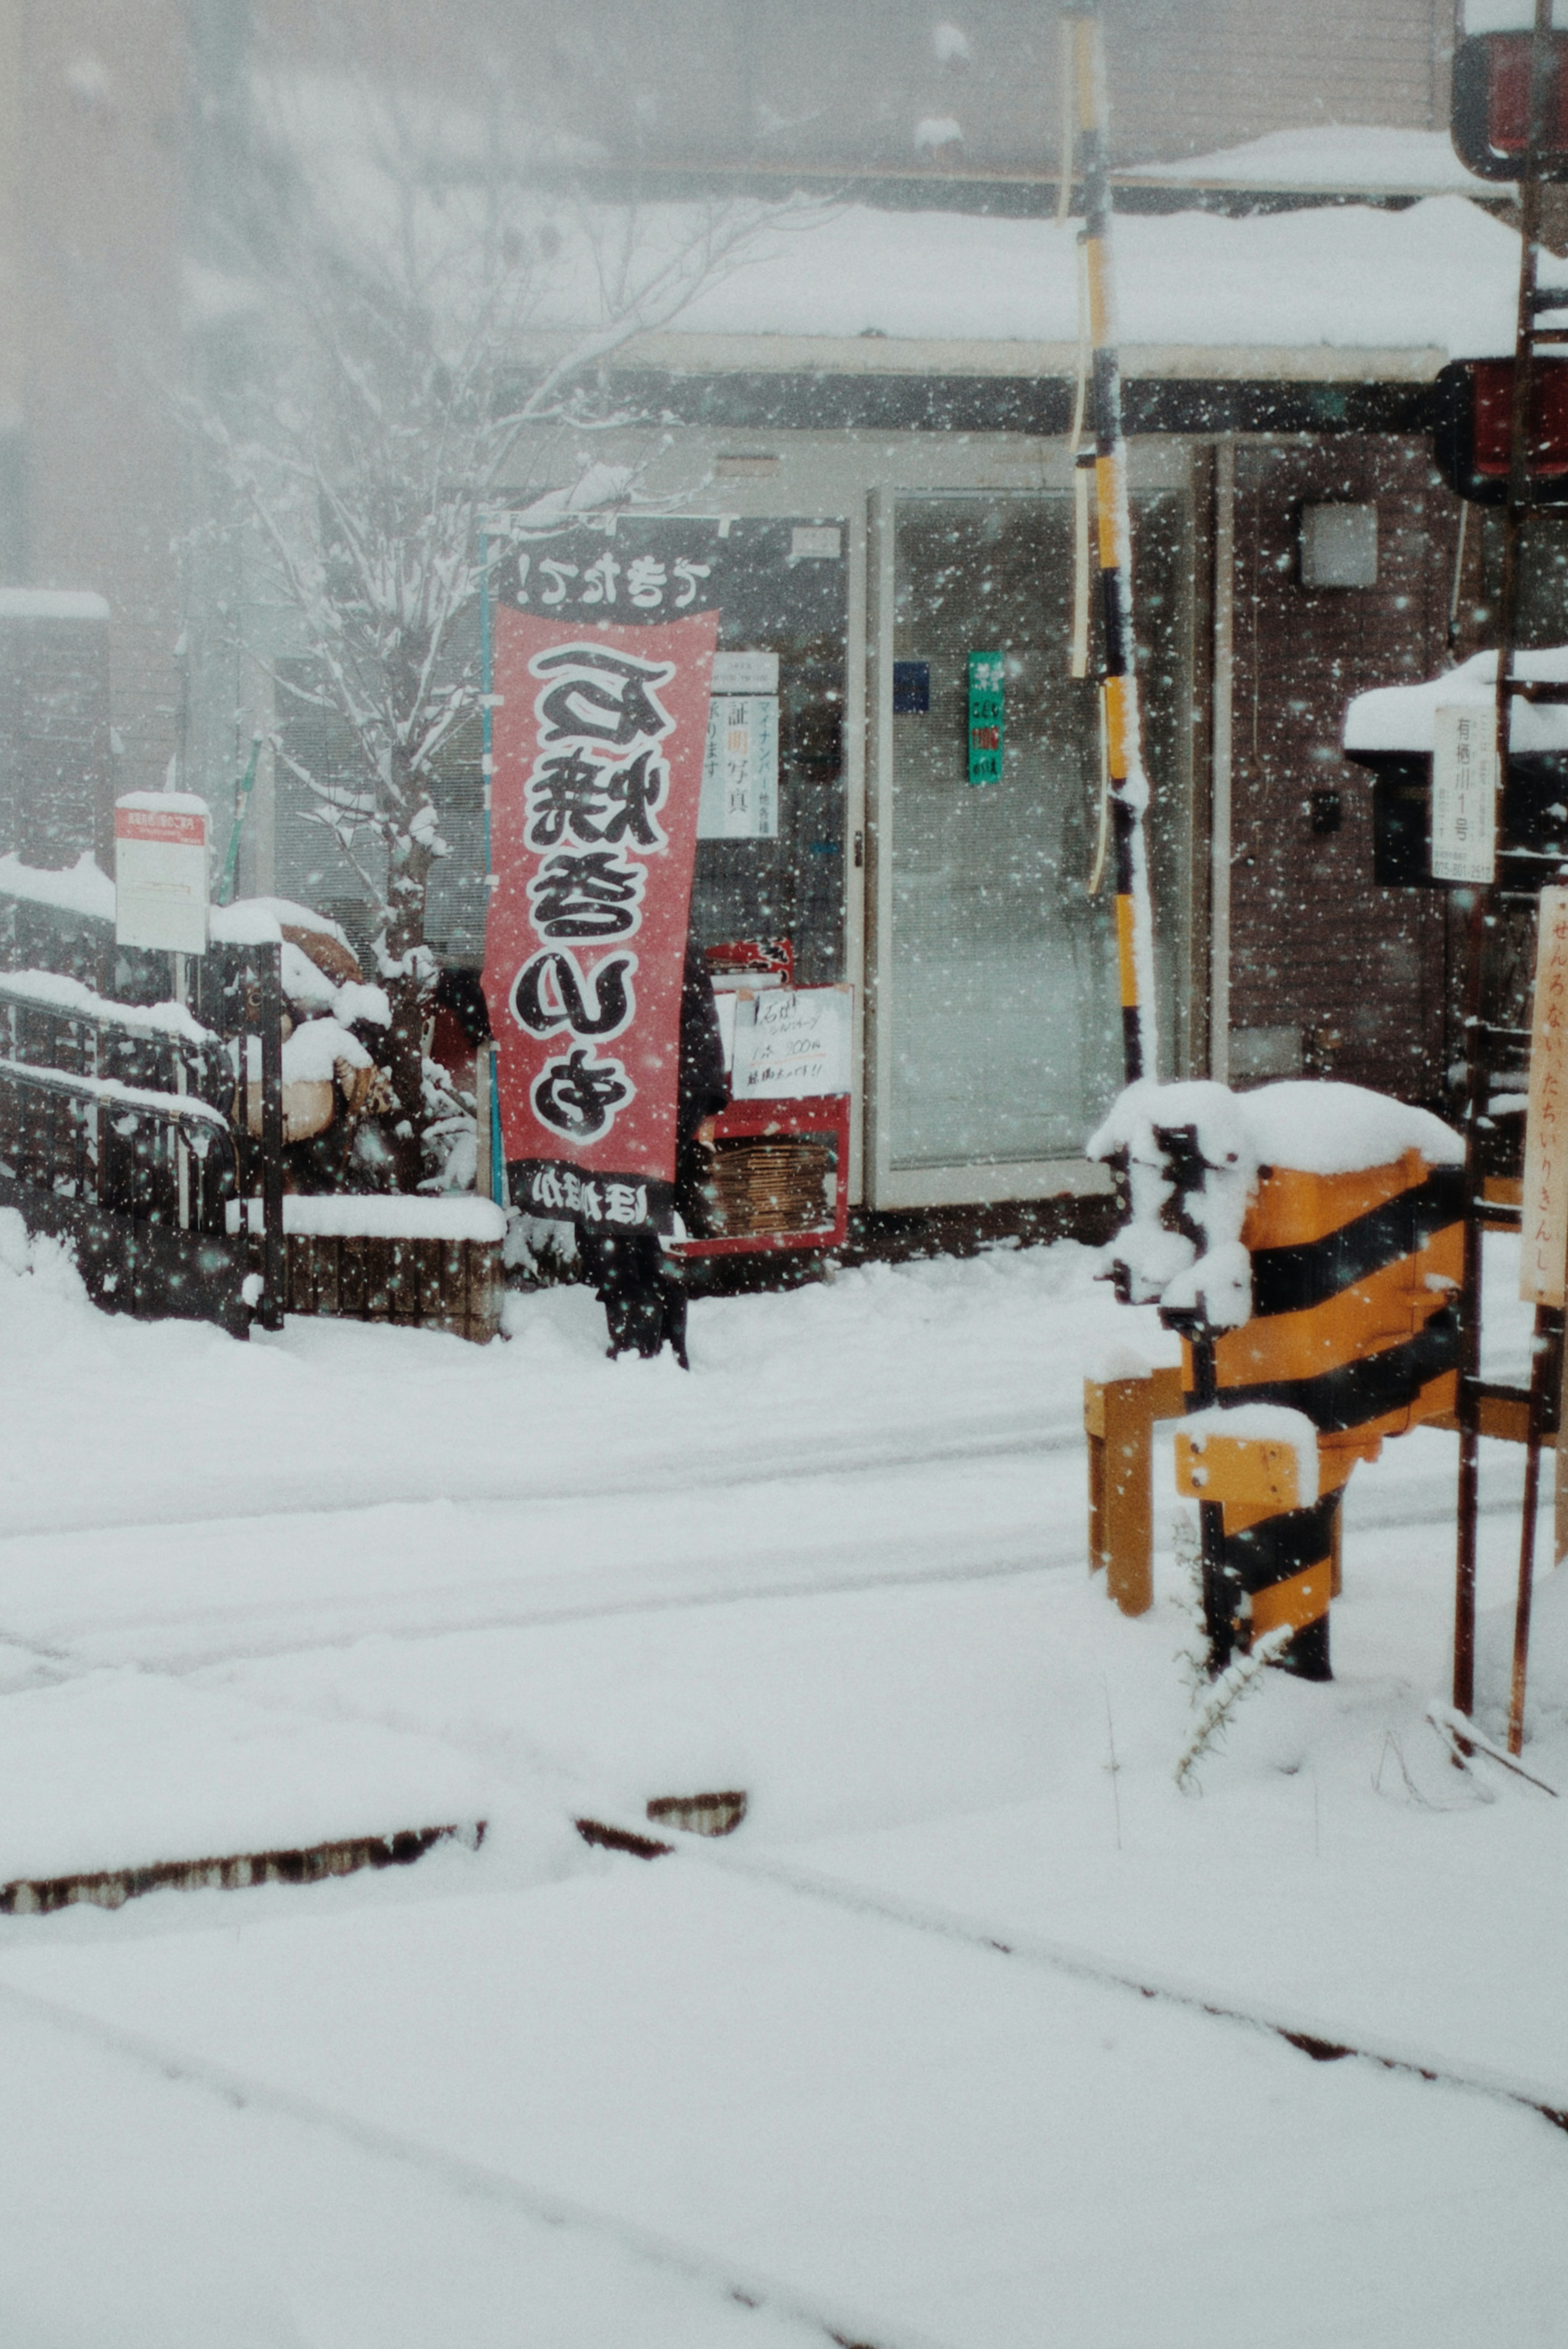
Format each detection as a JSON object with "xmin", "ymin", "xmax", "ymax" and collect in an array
[{"xmin": 0, "ymin": 1213, "xmax": 1565, "ymax": 2346}]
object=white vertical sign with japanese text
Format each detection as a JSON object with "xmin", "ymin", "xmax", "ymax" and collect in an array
[
  {"xmin": 698, "ymin": 695, "xmax": 779, "ymax": 839},
  {"xmin": 1430, "ymin": 704, "xmax": 1499, "ymax": 885},
  {"xmin": 114, "ymin": 792, "xmax": 209, "ymax": 955},
  {"xmin": 1522, "ymin": 885, "xmax": 1568, "ymax": 1307}
]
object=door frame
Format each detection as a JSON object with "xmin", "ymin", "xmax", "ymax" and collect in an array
[{"xmin": 864, "ymin": 442, "xmax": 1199, "ymax": 1213}]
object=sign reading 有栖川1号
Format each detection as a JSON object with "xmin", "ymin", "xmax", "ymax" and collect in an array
[
  {"xmin": 967, "ymin": 651, "xmax": 1004, "ymax": 787},
  {"xmin": 1430, "ymin": 703, "xmax": 1499, "ymax": 885}
]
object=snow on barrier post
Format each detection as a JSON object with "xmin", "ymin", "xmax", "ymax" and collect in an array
[{"xmin": 1088, "ymin": 1081, "xmax": 1465, "ymax": 1680}]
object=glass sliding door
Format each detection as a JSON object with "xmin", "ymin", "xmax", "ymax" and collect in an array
[{"xmin": 883, "ymin": 490, "xmax": 1190, "ymax": 1180}]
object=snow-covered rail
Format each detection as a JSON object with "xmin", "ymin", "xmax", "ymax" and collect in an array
[
  {"xmin": 575, "ymin": 1823, "xmax": 1568, "ymax": 2146},
  {"xmin": 0, "ymin": 1972, "xmax": 933, "ymax": 2349}
]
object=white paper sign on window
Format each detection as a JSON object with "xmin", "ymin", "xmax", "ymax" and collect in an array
[
  {"xmin": 699, "ymin": 693, "xmax": 779, "ymax": 839},
  {"xmin": 730, "ymin": 984, "xmax": 853, "ymax": 1100},
  {"xmin": 1430, "ymin": 704, "xmax": 1499, "ymax": 885}
]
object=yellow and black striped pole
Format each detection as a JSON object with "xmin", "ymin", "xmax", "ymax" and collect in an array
[{"xmin": 1062, "ymin": 0, "xmax": 1157, "ymax": 1086}]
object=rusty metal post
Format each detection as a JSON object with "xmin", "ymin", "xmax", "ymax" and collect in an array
[{"xmin": 1510, "ymin": 1308, "xmax": 1563, "ymax": 1753}]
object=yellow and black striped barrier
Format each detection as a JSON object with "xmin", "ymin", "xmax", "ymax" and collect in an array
[{"xmin": 1175, "ymin": 1149, "xmax": 1463, "ymax": 1678}]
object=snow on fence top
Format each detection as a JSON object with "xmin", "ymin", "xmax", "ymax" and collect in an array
[
  {"xmin": 0, "ymin": 968, "xmax": 216, "ymax": 1045},
  {"xmin": 0, "ymin": 852, "xmax": 115, "ymax": 922},
  {"xmin": 0, "ymin": 588, "xmax": 109, "ymax": 623},
  {"xmin": 1345, "ymin": 647, "xmax": 1568, "ymax": 756},
  {"xmin": 241, "ymin": 1195, "xmax": 508, "ymax": 1243}
]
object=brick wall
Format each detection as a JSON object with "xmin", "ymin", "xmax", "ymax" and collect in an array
[
  {"xmin": 1106, "ymin": 0, "xmax": 1447, "ymax": 162},
  {"xmin": 1226, "ymin": 438, "xmax": 1458, "ymax": 1106}
]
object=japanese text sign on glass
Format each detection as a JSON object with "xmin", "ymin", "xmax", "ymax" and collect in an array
[
  {"xmin": 114, "ymin": 792, "xmax": 209, "ymax": 955},
  {"xmin": 1430, "ymin": 703, "xmax": 1499, "ymax": 885},
  {"xmin": 699, "ymin": 694, "xmax": 779, "ymax": 839},
  {"xmin": 967, "ymin": 651, "xmax": 1004, "ymax": 787},
  {"xmin": 729, "ymin": 985, "xmax": 853, "ymax": 1101},
  {"xmin": 1523, "ymin": 884, "xmax": 1568, "ymax": 1307},
  {"xmin": 481, "ymin": 609, "xmax": 718, "ymax": 1235}
]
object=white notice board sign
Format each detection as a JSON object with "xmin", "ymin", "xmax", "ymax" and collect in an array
[
  {"xmin": 1522, "ymin": 884, "xmax": 1568, "ymax": 1306},
  {"xmin": 730, "ymin": 985, "xmax": 853, "ymax": 1100},
  {"xmin": 699, "ymin": 695, "xmax": 779, "ymax": 839},
  {"xmin": 1430, "ymin": 704, "xmax": 1499, "ymax": 885},
  {"xmin": 115, "ymin": 792, "xmax": 209, "ymax": 955}
]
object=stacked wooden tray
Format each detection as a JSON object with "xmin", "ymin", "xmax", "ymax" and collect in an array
[{"xmin": 708, "ymin": 1135, "xmax": 835, "ymax": 1236}]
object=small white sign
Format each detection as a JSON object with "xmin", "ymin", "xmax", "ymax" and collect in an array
[
  {"xmin": 1430, "ymin": 704, "xmax": 1499, "ymax": 885},
  {"xmin": 711, "ymin": 650, "xmax": 779, "ymax": 694},
  {"xmin": 730, "ymin": 984, "xmax": 853, "ymax": 1100},
  {"xmin": 699, "ymin": 694, "xmax": 780, "ymax": 839},
  {"xmin": 115, "ymin": 792, "xmax": 209, "ymax": 955},
  {"xmin": 790, "ymin": 526, "xmax": 841, "ymax": 561}
]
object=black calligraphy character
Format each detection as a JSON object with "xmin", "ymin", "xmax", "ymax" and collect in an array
[
  {"xmin": 510, "ymin": 948, "xmax": 635, "ymax": 1039},
  {"xmin": 529, "ymin": 849, "xmax": 644, "ymax": 938},
  {"xmin": 525, "ymin": 750, "xmax": 608, "ymax": 846},
  {"xmin": 531, "ymin": 1048, "xmax": 633, "ymax": 1142},
  {"xmin": 532, "ymin": 645, "xmax": 675, "ymax": 748},
  {"xmin": 598, "ymin": 749, "xmax": 666, "ymax": 848}
]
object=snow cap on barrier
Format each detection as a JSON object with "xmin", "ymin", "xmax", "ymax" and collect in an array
[{"xmin": 1088, "ymin": 1078, "xmax": 1463, "ymax": 1325}]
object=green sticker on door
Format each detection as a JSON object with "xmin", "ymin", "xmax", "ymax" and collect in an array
[{"xmin": 967, "ymin": 652, "xmax": 1004, "ymax": 786}]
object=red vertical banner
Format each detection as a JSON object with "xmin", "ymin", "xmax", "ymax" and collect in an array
[{"xmin": 482, "ymin": 607, "xmax": 718, "ymax": 1230}]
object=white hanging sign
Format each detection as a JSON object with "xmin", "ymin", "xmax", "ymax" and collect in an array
[
  {"xmin": 730, "ymin": 984, "xmax": 853, "ymax": 1100},
  {"xmin": 114, "ymin": 792, "xmax": 209, "ymax": 955},
  {"xmin": 699, "ymin": 693, "xmax": 779, "ymax": 839},
  {"xmin": 1522, "ymin": 884, "xmax": 1568, "ymax": 1307},
  {"xmin": 1430, "ymin": 703, "xmax": 1499, "ymax": 885}
]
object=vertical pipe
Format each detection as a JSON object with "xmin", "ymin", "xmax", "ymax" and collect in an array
[
  {"xmin": 258, "ymin": 942, "xmax": 285, "ymax": 1332},
  {"xmin": 1065, "ymin": 0, "xmax": 1158, "ymax": 1088},
  {"xmin": 1210, "ymin": 438, "xmax": 1236, "ymax": 1085}
]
